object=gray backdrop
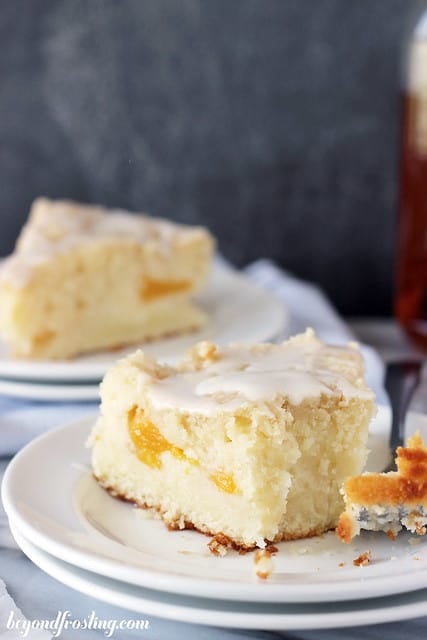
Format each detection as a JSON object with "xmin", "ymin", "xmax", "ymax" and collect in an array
[{"xmin": 0, "ymin": 0, "xmax": 423, "ymax": 315}]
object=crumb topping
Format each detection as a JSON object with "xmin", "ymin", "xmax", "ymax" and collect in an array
[{"xmin": 0, "ymin": 197, "xmax": 212, "ymax": 286}]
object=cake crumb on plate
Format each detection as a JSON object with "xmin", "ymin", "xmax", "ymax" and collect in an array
[
  {"xmin": 353, "ymin": 550, "xmax": 372, "ymax": 566},
  {"xmin": 254, "ymin": 549, "xmax": 274, "ymax": 580}
]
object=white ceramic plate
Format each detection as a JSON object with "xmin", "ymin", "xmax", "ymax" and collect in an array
[
  {"xmin": 4, "ymin": 405, "xmax": 427, "ymax": 605},
  {"xmin": 0, "ymin": 263, "xmax": 287, "ymax": 383},
  {"xmin": 0, "ymin": 378, "xmax": 100, "ymax": 402},
  {"xmin": 9, "ymin": 523, "xmax": 427, "ymax": 630}
]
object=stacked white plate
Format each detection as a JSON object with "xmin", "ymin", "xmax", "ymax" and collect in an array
[
  {"xmin": 3, "ymin": 407, "xmax": 427, "ymax": 630},
  {"xmin": 0, "ymin": 264, "xmax": 287, "ymax": 402}
]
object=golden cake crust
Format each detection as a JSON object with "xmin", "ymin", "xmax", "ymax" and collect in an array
[
  {"xmin": 337, "ymin": 432, "xmax": 427, "ymax": 543},
  {"xmin": 343, "ymin": 432, "xmax": 427, "ymax": 506}
]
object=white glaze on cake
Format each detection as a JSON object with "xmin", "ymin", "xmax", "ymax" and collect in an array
[{"xmin": 140, "ymin": 330, "xmax": 374, "ymax": 415}]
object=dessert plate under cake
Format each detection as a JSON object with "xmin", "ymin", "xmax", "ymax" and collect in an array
[
  {"xmin": 9, "ymin": 524, "xmax": 427, "ymax": 630},
  {"xmin": 3, "ymin": 406, "xmax": 427, "ymax": 604},
  {"xmin": 0, "ymin": 262, "xmax": 287, "ymax": 383}
]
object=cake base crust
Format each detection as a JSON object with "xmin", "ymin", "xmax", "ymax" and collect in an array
[{"xmin": 96, "ymin": 475, "xmax": 333, "ymax": 551}]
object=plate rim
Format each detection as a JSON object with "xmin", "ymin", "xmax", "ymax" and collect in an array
[
  {"xmin": 3, "ymin": 407, "xmax": 427, "ymax": 605},
  {"xmin": 0, "ymin": 378, "xmax": 100, "ymax": 402},
  {"xmin": 9, "ymin": 522, "xmax": 427, "ymax": 630},
  {"xmin": 0, "ymin": 262, "xmax": 287, "ymax": 382}
]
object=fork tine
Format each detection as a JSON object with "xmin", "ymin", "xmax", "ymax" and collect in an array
[{"xmin": 384, "ymin": 360, "xmax": 423, "ymax": 470}]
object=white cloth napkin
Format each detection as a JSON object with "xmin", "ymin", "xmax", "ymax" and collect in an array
[
  {"xmin": 0, "ymin": 580, "xmax": 51, "ymax": 639},
  {"xmin": 0, "ymin": 259, "xmax": 385, "ymax": 457},
  {"xmin": 0, "ymin": 400, "xmax": 93, "ymax": 457},
  {"xmin": 245, "ymin": 260, "xmax": 386, "ymax": 403}
]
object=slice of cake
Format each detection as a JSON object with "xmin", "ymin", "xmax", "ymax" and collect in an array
[
  {"xmin": 0, "ymin": 198, "xmax": 214, "ymax": 359},
  {"xmin": 90, "ymin": 329, "xmax": 375, "ymax": 550},
  {"xmin": 336, "ymin": 432, "xmax": 427, "ymax": 543}
]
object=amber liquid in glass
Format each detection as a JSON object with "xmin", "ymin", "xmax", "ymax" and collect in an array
[{"xmin": 396, "ymin": 51, "xmax": 427, "ymax": 350}]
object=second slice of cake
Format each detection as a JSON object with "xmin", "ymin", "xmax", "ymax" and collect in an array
[
  {"xmin": 0, "ymin": 198, "xmax": 214, "ymax": 359},
  {"xmin": 90, "ymin": 329, "xmax": 375, "ymax": 549}
]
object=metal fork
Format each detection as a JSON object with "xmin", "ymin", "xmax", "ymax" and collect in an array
[{"xmin": 384, "ymin": 360, "xmax": 423, "ymax": 471}]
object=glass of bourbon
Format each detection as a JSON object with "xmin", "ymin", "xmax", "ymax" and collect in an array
[{"xmin": 396, "ymin": 13, "xmax": 427, "ymax": 351}]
